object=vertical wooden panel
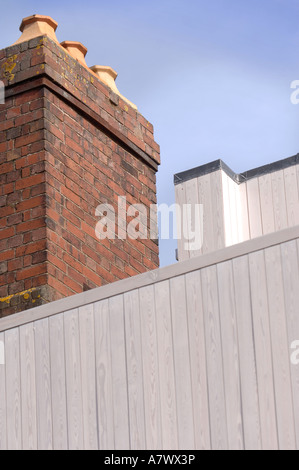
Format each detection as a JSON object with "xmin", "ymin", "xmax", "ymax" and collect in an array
[
  {"xmin": 197, "ymin": 173, "xmax": 214, "ymax": 254},
  {"xmin": 185, "ymin": 177, "xmax": 200, "ymax": 258},
  {"xmin": 19, "ymin": 323, "xmax": 37, "ymax": 450},
  {"xmin": 94, "ymin": 300, "xmax": 114, "ymax": 450},
  {"xmin": 0, "ymin": 332, "xmax": 6, "ymax": 450},
  {"xmin": 221, "ymin": 173, "xmax": 232, "ymax": 247},
  {"xmin": 271, "ymin": 171, "xmax": 288, "ymax": 231},
  {"xmin": 64, "ymin": 309, "xmax": 84, "ymax": 450},
  {"xmin": 233, "ymin": 255, "xmax": 261, "ymax": 450},
  {"xmin": 79, "ymin": 304, "xmax": 98, "ymax": 450},
  {"xmin": 284, "ymin": 166, "xmax": 299, "ymax": 226},
  {"xmin": 281, "ymin": 241, "xmax": 299, "ymax": 449},
  {"xmin": 236, "ymin": 182, "xmax": 250, "ymax": 243},
  {"xmin": 124, "ymin": 290, "xmax": 146, "ymax": 450},
  {"xmin": 265, "ymin": 245, "xmax": 296, "ymax": 450},
  {"xmin": 109, "ymin": 295, "xmax": 130, "ymax": 450},
  {"xmin": 217, "ymin": 261, "xmax": 243, "ymax": 450},
  {"xmin": 49, "ymin": 314, "xmax": 68, "ymax": 450},
  {"xmin": 154, "ymin": 281, "xmax": 178, "ymax": 450},
  {"xmin": 5, "ymin": 328, "xmax": 22, "ymax": 450},
  {"xmin": 227, "ymin": 176, "xmax": 239, "ymax": 245},
  {"xmin": 139, "ymin": 285, "xmax": 162, "ymax": 450},
  {"xmin": 201, "ymin": 266, "xmax": 228, "ymax": 450},
  {"xmin": 175, "ymin": 183, "xmax": 189, "ymax": 261},
  {"xmin": 210, "ymin": 170, "xmax": 225, "ymax": 250},
  {"xmin": 228, "ymin": 177, "xmax": 241, "ymax": 244},
  {"xmin": 170, "ymin": 275, "xmax": 195, "ymax": 450},
  {"xmin": 185, "ymin": 270, "xmax": 211, "ymax": 450},
  {"xmin": 259, "ymin": 174, "xmax": 275, "ymax": 235},
  {"xmin": 34, "ymin": 319, "xmax": 53, "ymax": 450},
  {"xmin": 249, "ymin": 251, "xmax": 278, "ymax": 450},
  {"xmin": 246, "ymin": 178, "xmax": 263, "ymax": 239},
  {"xmin": 296, "ymin": 164, "xmax": 299, "ymax": 220}
]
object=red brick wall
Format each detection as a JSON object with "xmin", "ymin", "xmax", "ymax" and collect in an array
[
  {"xmin": 0, "ymin": 88, "xmax": 48, "ymax": 315},
  {"xmin": 0, "ymin": 35, "xmax": 160, "ymax": 316}
]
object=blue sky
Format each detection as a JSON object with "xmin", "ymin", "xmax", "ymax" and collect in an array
[{"xmin": 1, "ymin": 0, "xmax": 299, "ymax": 266}]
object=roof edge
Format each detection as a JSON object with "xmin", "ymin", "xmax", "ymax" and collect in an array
[{"xmin": 174, "ymin": 153, "xmax": 299, "ymax": 185}]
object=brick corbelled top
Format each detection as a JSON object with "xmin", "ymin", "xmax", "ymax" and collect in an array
[
  {"xmin": 8, "ymin": 14, "xmax": 153, "ymax": 142},
  {"xmin": 0, "ymin": 23, "xmax": 160, "ymax": 166}
]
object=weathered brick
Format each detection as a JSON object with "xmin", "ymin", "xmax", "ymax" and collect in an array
[
  {"xmin": 0, "ymin": 226, "xmax": 14, "ymax": 240},
  {"xmin": 48, "ymin": 275, "xmax": 70, "ymax": 297},
  {"xmin": 0, "ymin": 262, "xmax": 8, "ymax": 275},
  {"xmin": 7, "ymin": 213, "xmax": 23, "ymax": 226},
  {"xmin": 0, "ymin": 162, "xmax": 14, "ymax": 175},
  {"xmin": 8, "ymin": 258, "xmax": 23, "ymax": 271},
  {"xmin": 15, "ymin": 173, "xmax": 45, "ymax": 190},
  {"xmin": 16, "ymin": 218, "xmax": 45, "ymax": 233},
  {"xmin": 16, "ymin": 264, "xmax": 47, "ymax": 281},
  {"xmin": 16, "ymin": 195, "xmax": 45, "ymax": 211},
  {"xmin": 62, "ymin": 275, "xmax": 82, "ymax": 294},
  {"xmin": 0, "ymin": 249, "xmax": 14, "ymax": 262}
]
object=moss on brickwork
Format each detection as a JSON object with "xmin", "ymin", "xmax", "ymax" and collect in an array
[{"xmin": 0, "ymin": 286, "xmax": 51, "ymax": 317}]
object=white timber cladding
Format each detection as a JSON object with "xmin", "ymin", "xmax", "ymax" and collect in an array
[
  {"xmin": 175, "ymin": 165, "xmax": 299, "ymax": 260},
  {"xmin": 175, "ymin": 170, "xmax": 225, "ymax": 261},
  {"xmin": 0, "ymin": 226, "xmax": 299, "ymax": 449}
]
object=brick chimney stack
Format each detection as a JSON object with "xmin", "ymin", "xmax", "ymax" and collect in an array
[{"xmin": 0, "ymin": 15, "xmax": 160, "ymax": 316}]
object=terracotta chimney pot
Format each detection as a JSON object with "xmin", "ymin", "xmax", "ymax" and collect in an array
[
  {"xmin": 13, "ymin": 15, "xmax": 59, "ymax": 45},
  {"xmin": 90, "ymin": 65, "xmax": 137, "ymax": 110},
  {"xmin": 90, "ymin": 66, "xmax": 118, "ymax": 92},
  {"xmin": 61, "ymin": 41, "xmax": 88, "ymax": 67}
]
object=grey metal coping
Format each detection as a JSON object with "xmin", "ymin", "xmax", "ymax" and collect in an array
[
  {"xmin": 174, "ymin": 153, "xmax": 299, "ymax": 185},
  {"xmin": 1, "ymin": 224, "xmax": 299, "ymax": 333}
]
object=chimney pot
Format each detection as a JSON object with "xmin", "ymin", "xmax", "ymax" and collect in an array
[
  {"xmin": 90, "ymin": 65, "xmax": 118, "ymax": 91},
  {"xmin": 13, "ymin": 14, "xmax": 59, "ymax": 45},
  {"xmin": 61, "ymin": 41, "xmax": 88, "ymax": 67},
  {"xmin": 90, "ymin": 65, "xmax": 137, "ymax": 110}
]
